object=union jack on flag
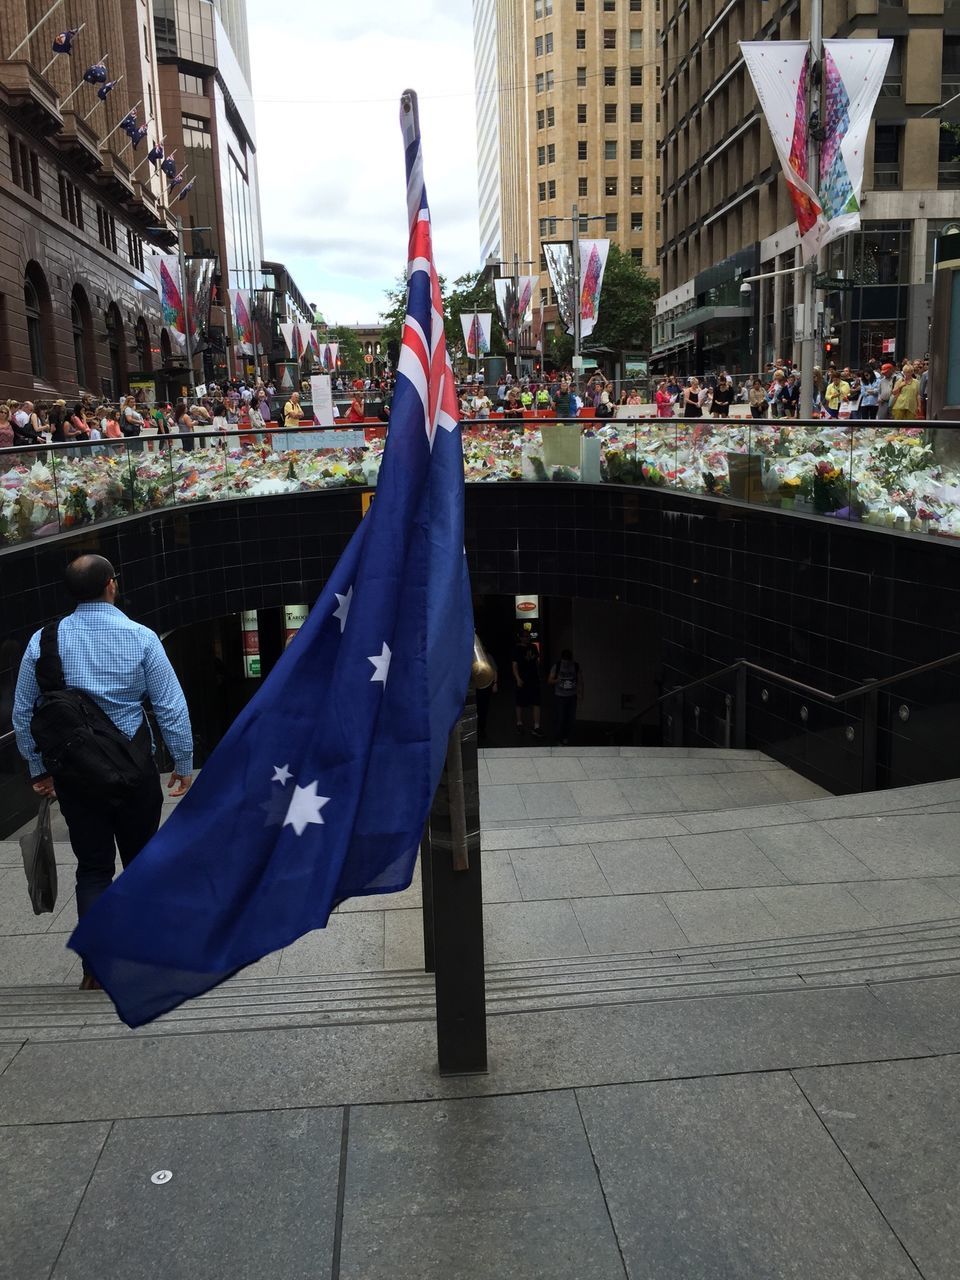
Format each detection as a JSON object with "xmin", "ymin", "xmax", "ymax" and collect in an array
[{"xmin": 397, "ymin": 95, "xmax": 459, "ymax": 450}]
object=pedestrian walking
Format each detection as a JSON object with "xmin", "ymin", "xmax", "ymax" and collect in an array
[
  {"xmin": 548, "ymin": 649, "xmax": 583, "ymax": 745},
  {"xmin": 512, "ymin": 632, "xmax": 542, "ymax": 737},
  {"xmin": 12, "ymin": 555, "xmax": 194, "ymax": 991}
]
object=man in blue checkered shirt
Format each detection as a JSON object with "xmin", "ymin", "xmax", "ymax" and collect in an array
[{"xmin": 13, "ymin": 554, "xmax": 194, "ymax": 990}]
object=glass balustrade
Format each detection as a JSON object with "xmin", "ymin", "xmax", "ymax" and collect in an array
[{"xmin": 1, "ymin": 414, "xmax": 958, "ymax": 547}]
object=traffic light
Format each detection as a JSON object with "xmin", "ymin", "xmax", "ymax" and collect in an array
[{"xmin": 824, "ymin": 338, "xmax": 838, "ymax": 357}]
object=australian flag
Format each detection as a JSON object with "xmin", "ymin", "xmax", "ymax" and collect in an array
[
  {"xmin": 51, "ymin": 28, "xmax": 79, "ymax": 54},
  {"xmin": 147, "ymin": 141, "xmax": 164, "ymax": 165},
  {"xmin": 97, "ymin": 79, "xmax": 118, "ymax": 102},
  {"xmin": 160, "ymin": 154, "xmax": 177, "ymax": 179},
  {"xmin": 130, "ymin": 124, "xmax": 149, "ymax": 148},
  {"xmin": 119, "ymin": 110, "xmax": 138, "ymax": 137},
  {"xmin": 68, "ymin": 89, "xmax": 474, "ymax": 1028},
  {"xmin": 176, "ymin": 178, "xmax": 195, "ymax": 200},
  {"xmin": 82, "ymin": 62, "xmax": 107, "ymax": 84}
]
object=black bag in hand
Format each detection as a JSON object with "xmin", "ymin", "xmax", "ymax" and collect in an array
[
  {"xmin": 29, "ymin": 621, "xmax": 153, "ymax": 799},
  {"xmin": 20, "ymin": 797, "xmax": 57, "ymax": 915}
]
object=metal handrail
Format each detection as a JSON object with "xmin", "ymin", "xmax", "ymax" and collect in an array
[{"xmin": 636, "ymin": 649, "xmax": 960, "ymax": 722}]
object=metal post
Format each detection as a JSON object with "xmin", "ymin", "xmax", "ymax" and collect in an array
[
  {"xmin": 427, "ymin": 693, "xmax": 487, "ymax": 1075},
  {"xmin": 419, "ymin": 827, "xmax": 436, "ymax": 973},
  {"xmin": 572, "ymin": 201, "xmax": 582, "ymax": 393},
  {"xmin": 734, "ymin": 664, "xmax": 747, "ymax": 749},
  {"xmin": 799, "ymin": 0, "xmax": 823, "ymax": 417},
  {"xmin": 176, "ymin": 214, "xmax": 196, "ymax": 396},
  {"xmin": 860, "ymin": 685, "xmax": 878, "ymax": 792},
  {"xmin": 512, "ymin": 252, "xmax": 521, "ymax": 381},
  {"xmin": 6, "ymin": 0, "xmax": 65, "ymax": 61}
]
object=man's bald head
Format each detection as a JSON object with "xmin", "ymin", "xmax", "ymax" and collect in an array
[{"xmin": 64, "ymin": 555, "xmax": 116, "ymax": 602}]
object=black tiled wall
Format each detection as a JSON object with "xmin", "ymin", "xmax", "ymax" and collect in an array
[{"xmin": 2, "ymin": 485, "xmax": 959, "ymax": 796}]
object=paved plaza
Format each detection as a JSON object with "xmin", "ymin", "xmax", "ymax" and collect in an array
[{"xmin": 2, "ymin": 747, "xmax": 960, "ymax": 1278}]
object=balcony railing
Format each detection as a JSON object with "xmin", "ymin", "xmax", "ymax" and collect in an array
[{"xmin": 1, "ymin": 416, "xmax": 958, "ymax": 549}]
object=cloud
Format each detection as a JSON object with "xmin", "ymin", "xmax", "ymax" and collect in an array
[{"xmin": 247, "ymin": 0, "xmax": 480, "ymax": 324}]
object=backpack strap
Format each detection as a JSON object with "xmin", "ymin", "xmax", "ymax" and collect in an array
[{"xmin": 35, "ymin": 621, "xmax": 66, "ymax": 693}]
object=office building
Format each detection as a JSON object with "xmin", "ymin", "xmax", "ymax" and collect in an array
[
  {"xmin": 473, "ymin": 0, "xmax": 662, "ymax": 352},
  {"xmin": 0, "ymin": 0, "xmax": 172, "ymax": 402},
  {"xmin": 654, "ymin": 0, "xmax": 960, "ymax": 375},
  {"xmin": 153, "ymin": 0, "xmax": 264, "ymax": 383}
]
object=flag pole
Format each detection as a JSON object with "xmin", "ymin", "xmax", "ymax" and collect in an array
[
  {"xmin": 128, "ymin": 137, "xmax": 163, "ymax": 181},
  {"xmin": 799, "ymin": 0, "xmax": 823, "ymax": 418},
  {"xmin": 60, "ymin": 51, "xmax": 105, "ymax": 109},
  {"xmin": 5, "ymin": 0, "xmax": 65, "ymax": 60},
  {"xmin": 40, "ymin": 20, "xmax": 84, "ymax": 76},
  {"xmin": 82, "ymin": 73, "xmax": 123, "ymax": 120}
]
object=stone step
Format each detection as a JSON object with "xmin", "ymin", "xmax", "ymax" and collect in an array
[{"xmin": 2, "ymin": 917, "xmax": 957, "ymax": 1042}]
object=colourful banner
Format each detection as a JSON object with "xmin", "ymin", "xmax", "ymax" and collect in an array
[
  {"xmin": 321, "ymin": 342, "xmax": 339, "ymax": 372},
  {"xmin": 543, "ymin": 242, "xmax": 575, "ymax": 334},
  {"xmin": 578, "ymin": 240, "xmax": 609, "ymax": 339},
  {"xmin": 298, "ymin": 322, "xmax": 314, "ymax": 360},
  {"xmin": 280, "ymin": 321, "xmax": 305, "ymax": 360},
  {"xmin": 146, "ymin": 255, "xmax": 186, "ymax": 351},
  {"xmin": 740, "ymin": 41, "xmax": 824, "ymax": 262},
  {"xmin": 819, "ymin": 39, "xmax": 893, "ymax": 251},
  {"xmin": 185, "ymin": 258, "xmax": 213, "ymax": 348},
  {"xmin": 493, "ymin": 278, "xmax": 537, "ymax": 333},
  {"xmin": 231, "ymin": 289, "xmax": 254, "ymax": 355},
  {"xmin": 459, "ymin": 312, "xmax": 492, "ymax": 358}
]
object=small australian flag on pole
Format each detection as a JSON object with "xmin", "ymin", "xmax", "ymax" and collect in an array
[{"xmin": 69, "ymin": 88, "xmax": 474, "ymax": 1027}]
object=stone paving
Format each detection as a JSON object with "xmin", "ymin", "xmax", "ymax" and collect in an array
[{"xmin": 1, "ymin": 748, "xmax": 959, "ymax": 1278}]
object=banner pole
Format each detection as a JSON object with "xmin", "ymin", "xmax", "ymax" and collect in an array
[
  {"xmin": 800, "ymin": 0, "xmax": 823, "ymax": 417},
  {"xmin": 572, "ymin": 201, "xmax": 582, "ymax": 395}
]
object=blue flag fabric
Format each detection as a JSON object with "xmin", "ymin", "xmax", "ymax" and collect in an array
[
  {"xmin": 97, "ymin": 79, "xmax": 118, "ymax": 101},
  {"xmin": 68, "ymin": 90, "xmax": 473, "ymax": 1028}
]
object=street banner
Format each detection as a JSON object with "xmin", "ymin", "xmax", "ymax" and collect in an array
[
  {"xmin": 308, "ymin": 328, "xmax": 322, "ymax": 361},
  {"xmin": 146, "ymin": 255, "xmax": 186, "ymax": 351},
  {"xmin": 819, "ymin": 39, "xmax": 893, "ymax": 251},
  {"xmin": 186, "ymin": 258, "xmax": 213, "ymax": 348},
  {"xmin": 298, "ymin": 321, "xmax": 314, "ymax": 360},
  {"xmin": 460, "ymin": 312, "xmax": 492, "ymax": 358},
  {"xmin": 280, "ymin": 321, "xmax": 300, "ymax": 360},
  {"xmin": 578, "ymin": 239, "xmax": 609, "ymax": 339},
  {"xmin": 321, "ymin": 341, "xmax": 340, "ymax": 372},
  {"xmin": 740, "ymin": 41, "xmax": 824, "ymax": 262},
  {"xmin": 230, "ymin": 289, "xmax": 254, "ymax": 355},
  {"xmin": 543, "ymin": 241, "xmax": 575, "ymax": 334},
  {"xmin": 493, "ymin": 278, "xmax": 536, "ymax": 335}
]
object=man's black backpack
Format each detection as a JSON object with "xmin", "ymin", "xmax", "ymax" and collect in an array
[{"xmin": 29, "ymin": 621, "xmax": 153, "ymax": 797}]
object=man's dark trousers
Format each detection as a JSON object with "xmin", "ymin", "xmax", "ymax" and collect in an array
[{"xmin": 56, "ymin": 767, "xmax": 163, "ymax": 969}]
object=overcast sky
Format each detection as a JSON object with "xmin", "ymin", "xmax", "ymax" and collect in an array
[{"xmin": 247, "ymin": 0, "xmax": 481, "ymax": 325}]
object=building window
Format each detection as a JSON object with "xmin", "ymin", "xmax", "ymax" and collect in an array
[
  {"xmin": 537, "ymin": 145, "xmax": 546, "ymax": 166},
  {"xmin": 603, "ymin": 28, "xmax": 617, "ymax": 48},
  {"xmin": 71, "ymin": 297, "xmax": 86, "ymax": 388},
  {"xmin": 656, "ymin": 212, "xmax": 661, "ymax": 230},
  {"xmin": 632, "ymin": 248, "xmax": 644, "ymax": 263},
  {"xmin": 97, "ymin": 206, "xmax": 117, "ymax": 253},
  {"xmin": 576, "ymin": 0, "xmax": 584, "ymax": 9},
  {"xmin": 546, "ymin": 106, "xmax": 555, "ymax": 126},
  {"xmin": 578, "ymin": 176, "xmax": 588, "ymax": 197},
  {"xmin": 605, "ymin": 103, "xmax": 617, "ymax": 123},
  {"xmin": 631, "ymin": 213, "xmax": 644, "ymax": 231},
  {"xmin": 58, "ymin": 175, "xmax": 83, "ymax": 229},
  {"xmin": 24, "ymin": 273, "xmax": 45, "ymax": 378},
  {"xmin": 576, "ymin": 29, "xmax": 586, "ymax": 49},
  {"xmin": 630, "ymin": 65, "xmax": 643, "ymax": 86},
  {"xmin": 577, "ymin": 66, "xmax": 587, "ymax": 87},
  {"xmin": 631, "ymin": 176, "xmax": 643, "ymax": 195},
  {"xmin": 630, "ymin": 0, "xmax": 641, "ymax": 9},
  {"xmin": 630, "ymin": 29, "xmax": 643, "ymax": 49},
  {"xmin": 535, "ymin": 35, "xmax": 543, "ymax": 56},
  {"xmin": 605, "ymin": 213, "xmax": 618, "ymax": 231},
  {"xmin": 539, "ymin": 182, "xmax": 547, "ymax": 201},
  {"xmin": 604, "ymin": 66, "xmax": 617, "ymax": 86},
  {"xmin": 577, "ymin": 103, "xmax": 587, "ymax": 123},
  {"xmin": 181, "ymin": 113, "xmax": 211, "ymax": 149},
  {"xmin": 939, "ymin": 124, "xmax": 960, "ymax": 188},
  {"xmin": 548, "ymin": 179, "xmax": 556, "ymax": 198},
  {"xmin": 604, "ymin": 0, "xmax": 616, "ymax": 8},
  {"xmin": 656, "ymin": 65, "xmax": 661, "ymax": 87},
  {"xmin": 538, "ymin": 217, "xmax": 558, "ymax": 236},
  {"xmin": 578, "ymin": 140, "xmax": 588, "ymax": 160},
  {"xmin": 537, "ymin": 109, "xmax": 545, "ymax": 129},
  {"xmin": 605, "ymin": 176, "xmax": 618, "ymax": 196},
  {"xmin": 545, "ymin": 70, "xmax": 554, "ymax": 89},
  {"xmin": 630, "ymin": 104, "xmax": 643, "ymax": 123},
  {"xmin": 944, "ymin": 36, "xmax": 960, "ymax": 94},
  {"xmin": 546, "ymin": 143, "xmax": 556, "ymax": 163},
  {"xmin": 873, "ymin": 124, "xmax": 902, "ymax": 189},
  {"xmin": 605, "ymin": 140, "xmax": 618, "ymax": 160},
  {"xmin": 880, "ymin": 36, "xmax": 903, "ymax": 97},
  {"xmin": 630, "ymin": 140, "xmax": 643, "ymax": 160},
  {"xmin": 127, "ymin": 229, "xmax": 145, "ymax": 271},
  {"xmin": 9, "ymin": 134, "xmax": 40, "ymax": 199},
  {"xmin": 178, "ymin": 72, "xmax": 205, "ymax": 94},
  {"xmin": 536, "ymin": 73, "xmax": 545, "ymax": 93},
  {"xmin": 545, "ymin": 31, "xmax": 553, "ymax": 52},
  {"xmin": 540, "ymin": 288, "xmax": 548, "ymax": 307}
]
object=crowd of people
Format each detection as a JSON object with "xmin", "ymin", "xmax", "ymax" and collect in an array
[
  {"xmin": 456, "ymin": 370, "xmax": 642, "ymax": 420},
  {"xmin": 651, "ymin": 358, "xmax": 931, "ymax": 421}
]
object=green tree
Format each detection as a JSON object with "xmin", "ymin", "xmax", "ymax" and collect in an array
[
  {"xmin": 379, "ymin": 269, "xmax": 508, "ymax": 371},
  {"xmin": 328, "ymin": 325, "xmax": 364, "ymax": 378}
]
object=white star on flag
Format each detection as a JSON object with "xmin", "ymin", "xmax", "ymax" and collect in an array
[
  {"xmin": 332, "ymin": 586, "xmax": 353, "ymax": 633},
  {"xmin": 283, "ymin": 781, "xmax": 330, "ymax": 836},
  {"xmin": 368, "ymin": 642, "xmax": 392, "ymax": 684},
  {"xmin": 272, "ymin": 764, "xmax": 292, "ymax": 786}
]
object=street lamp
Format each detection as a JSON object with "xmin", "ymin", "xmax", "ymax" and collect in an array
[{"xmin": 147, "ymin": 216, "xmax": 211, "ymax": 396}]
